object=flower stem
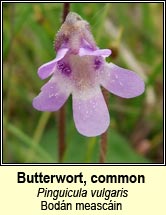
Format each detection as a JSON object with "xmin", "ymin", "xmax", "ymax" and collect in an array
[
  {"xmin": 58, "ymin": 106, "xmax": 66, "ymax": 162},
  {"xmin": 58, "ymin": 3, "xmax": 70, "ymax": 163},
  {"xmin": 100, "ymin": 131, "xmax": 107, "ymax": 163},
  {"xmin": 100, "ymin": 88, "xmax": 109, "ymax": 163},
  {"xmin": 62, "ymin": 3, "xmax": 70, "ymax": 23}
]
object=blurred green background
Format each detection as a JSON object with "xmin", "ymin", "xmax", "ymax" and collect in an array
[{"xmin": 3, "ymin": 3, "xmax": 163, "ymax": 163}]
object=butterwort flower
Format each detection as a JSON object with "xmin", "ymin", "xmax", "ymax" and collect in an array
[{"xmin": 33, "ymin": 12, "xmax": 145, "ymax": 137}]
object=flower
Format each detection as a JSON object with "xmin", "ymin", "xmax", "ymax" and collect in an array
[{"xmin": 33, "ymin": 12, "xmax": 145, "ymax": 137}]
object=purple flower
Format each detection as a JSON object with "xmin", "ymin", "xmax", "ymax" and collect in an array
[{"xmin": 33, "ymin": 12, "xmax": 145, "ymax": 137}]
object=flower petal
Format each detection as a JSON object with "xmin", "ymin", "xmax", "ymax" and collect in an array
[
  {"xmin": 101, "ymin": 63, "xmax": 145, "ymax": 98},
  {"xmin": 72, "ymin": 89, "xmax": 110, "ymax": 137},
  {"xmin": 79, "ymin": 48, "xmax": 111, "ymax": 58},
  {"xmin": 38, "ymin": 48, "xmax": 69, "ymax": 79},
  {"xmin": 32, "ymin": 77, "xmax": 70, "ymax": 111}
]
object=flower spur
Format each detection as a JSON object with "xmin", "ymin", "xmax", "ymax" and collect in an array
[{"xmin": 33, "ymin": 12, "xmax": 145, "ymax": 137}]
